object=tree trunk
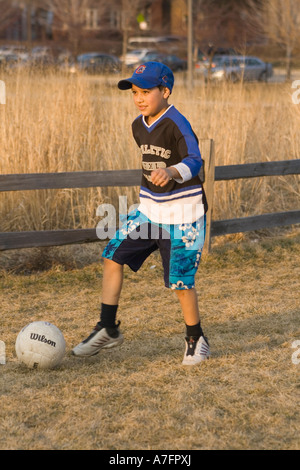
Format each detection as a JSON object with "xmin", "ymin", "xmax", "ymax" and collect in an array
[
  {"xmin": 286, "ymin": 44, "xmax": 292, "ymax": 81},
  {"xmin": 26, "ymin": 1, "xmax": 32, "ymax": 45},
  {"xmin": 122, "ymin": 26, "xmax": 128, "ymax": 76}
]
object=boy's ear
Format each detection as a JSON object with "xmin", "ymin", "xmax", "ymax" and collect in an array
[{"xmin": 163, "ymin": 87, "xmax": 171, "ymax": 99}]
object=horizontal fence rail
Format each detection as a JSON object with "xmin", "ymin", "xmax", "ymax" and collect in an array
[
  {"xmin": 1, "ymin": 210, "xmax": 300, "ymax": 252},
  {"xmin": 0, "ymin": 155, "xmax": 299, "ymax": 252},
  {"xmin": 1, "ymin": 160, "xmax": 299, "ymax": 192},
  {"xmin": 0, "ymin": 170, "xmax": 142, "ymax": 192},
  {"xmin": 211, "ymin": 210, "xmax": 300, "ymax": 237},
  {"xmin": 0, "ymin": 229, "xmax": 98, "ymax": 251},
  {"xmin": 214, "ymin": 159, "xmax": 300, "ymax": 180}
]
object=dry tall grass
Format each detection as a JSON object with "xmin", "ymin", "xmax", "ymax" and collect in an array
[{"xmin": 0, "ymin": 68, "xmax": 299, "ymax": 234}]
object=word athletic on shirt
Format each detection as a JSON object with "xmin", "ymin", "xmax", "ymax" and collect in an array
[{"xmin": 140, "ymin": 144, "xmax": 171, "ymax": 159}]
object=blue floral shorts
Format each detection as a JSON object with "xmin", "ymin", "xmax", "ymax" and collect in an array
[{"xmin": 102, "ymin": 209, "xmax": 206, "ymax": 290}]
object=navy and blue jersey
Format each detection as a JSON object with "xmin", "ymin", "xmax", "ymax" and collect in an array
[{"xmin": 132, "ymin": 105, "xmax": 205, "ymax": 224}]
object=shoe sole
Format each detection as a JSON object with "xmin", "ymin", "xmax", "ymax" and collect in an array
[
  {"xmin": 182, "ymin": 355, "xmax": 210, "ymax": 365},
  {"xmin": 102, "ymin": 338, "xmax": 124, "ymax": 349},
  {"xmin": 72, "ymin": 335, "xmax": 124, "ymax": 357}
]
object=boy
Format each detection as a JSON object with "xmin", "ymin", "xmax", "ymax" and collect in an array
[{"xmin": 72, "ymin": 61, "xmax": 210, "ymax": 365}]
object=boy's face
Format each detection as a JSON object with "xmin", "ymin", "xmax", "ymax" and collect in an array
[{"xmin": 131, "ymin": 84, "xmax": 170, "ymax": 125}]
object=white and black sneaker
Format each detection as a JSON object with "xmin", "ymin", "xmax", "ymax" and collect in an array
[
  {"xmin": 72, "ymin": 321, "xmax": 123, "ymax": 357},
  {"xmin": 182, "ymin": 335, "xmax": 210, "ymax": 365}
]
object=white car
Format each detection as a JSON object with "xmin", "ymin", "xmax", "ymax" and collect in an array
[
  {"xmin": 0, "ymin": 45, "xmax": 29, "ymax": 61},
  {"xmin": 200, "ymin": 55, "xmax": 273, "ymax": 82},
  {"xmin": 122, "ymin": 49, "xmax": 159, "ymax": 66}
]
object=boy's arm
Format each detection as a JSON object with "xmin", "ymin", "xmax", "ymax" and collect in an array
[{"xmin": 172, "ymin": 118, "xmax": 203, "ymax": 183}]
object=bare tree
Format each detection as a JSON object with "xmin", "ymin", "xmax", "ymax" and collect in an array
[
  {"xmin": 18, "ymin": 0, "xmax": 43, "ymax": 44},
  {"xmin": 261, "ymin": 0, "xmax": 300, "ymax": 80},
  {"xmin": 44, "ymin": 0, "xmax": 97, "ymax": 55},
  {"xmin": 195, "ymin": 0, "xmax": 262, "ymax": 53},
  {"xmin": 121, "ymin": 0, "xmax": 133, "ymax": 74},
  {"xmin": 0, "ymin": 0, "xmax": 20, "ymax": 34}
]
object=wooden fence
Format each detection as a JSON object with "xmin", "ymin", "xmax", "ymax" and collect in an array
[{"xmin": 0, "ymin": 139, "xmax": 300, "ymax": 253}]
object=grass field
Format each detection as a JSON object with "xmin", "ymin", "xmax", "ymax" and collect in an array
[{"xmin": 0, "ymin": 230, "xmax": 299, "ymax": 450}]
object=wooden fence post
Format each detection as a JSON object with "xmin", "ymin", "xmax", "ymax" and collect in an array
[{"xmin": 200, "ymin": 139, "xmax": 215, "ymax": 254}]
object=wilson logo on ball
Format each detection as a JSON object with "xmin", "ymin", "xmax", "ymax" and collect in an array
[{"xmin": 30, "ymin": 333, "xmax": 56, "ymax": 347}]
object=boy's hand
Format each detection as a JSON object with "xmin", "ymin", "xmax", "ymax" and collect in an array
[
  {"xmin": 151, "ymin": 167, "xmax": 181, "ymax": 187},
  {"xmin": 151, "ymin": 168, "xmax": 172, "ymax": 187}
]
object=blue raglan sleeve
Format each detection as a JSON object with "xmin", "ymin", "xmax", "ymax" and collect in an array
[{"xmin": 171, "ymin": 113, "xmax": 202, "ymax": 182}]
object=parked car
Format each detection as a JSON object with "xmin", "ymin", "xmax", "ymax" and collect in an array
[
  {"xmin": 127, "ymin": 35, "xmax": 185, "ymax": 52},
  {"xmin": 70, "ymin": 53, "xmax": 121, "ymax": 74},
  {"xmin": 201, "ymin": 55, "xmax": 273, "ymax": 82},
  {"xmin": 194, "ymin": 49, "xmax": 208, "ymax": 72},
  {"xmin": 134, "ymin": 51, "xmax": 166, "ymax": 63},
  {"xmin": 161, "ymin": 54, "xmax": 187, "ymax": 71},
  {"xmin": 122, "ymin": 49, "xmax": 160, "ymax": 66},
  {"xmin": 196, "ymin": 47, "xmax": 239, "ymax": 71},
  {"xmin": 206, "ymin": 46, "xmax": 238, "ymax": 56},
  {"xmin": 130, "ymin": 52, "xmax": 187, "ymax": 72},
  {"xmin": 0, "ymin": 45, "xmax": 29, "ymax": 61},
  {"xmin": 30, "ymin": 46, "xmax": 72, "ymax": 66},
  {"xmin": 196, "ymin": 54, "xmax": 232, "ymax": 71},
  {"xmin": 0, "ymin": 53, "xmax": 19, "ymax": 69}
]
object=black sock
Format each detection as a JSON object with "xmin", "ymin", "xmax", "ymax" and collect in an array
[
  {"xmin": 185, "ymin": 322, "xmax": 203, "ymax": 338},
  {"xmin": 99, "ymin": 303, "xmax": 118, "ymax": 328}
]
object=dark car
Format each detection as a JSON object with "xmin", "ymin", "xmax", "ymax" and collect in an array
[
  {"xmin": 74, "ymin": 53, "xmax": 121, "ymax": 74},
  {"xmin": 161, "ymin": 54, "xmax": 187, "ymax": 72},
  {"xmin": 30, "ymin": 46, "xmax": 72, "ymax": 66},
  {"xmin": 0, "ymin": 53, "xmax": 19, "ymax": 69},
  {"xmin": 134, "ymin": 53, "xmax": 187, "ymax": 72},
  {"xmin": 195, "ymin": 47, "xmax": 239, "ymax": 72},
  {"xmin": 123, "ymin": 49, "xmax": 165, "ymax": 69},
  {"xmin": 207, "ymin": 46, "xmax": 238, "ymax": 57}
]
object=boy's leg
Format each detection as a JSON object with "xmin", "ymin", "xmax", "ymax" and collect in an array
[
  {"xmin": 73, "ymin": 210, "xmax": 158, "ymax": 358},
  {"xmin": 99, "ymin": 258, "xmax": 123, "ymax": 329},
  {"xmin": 72, "ymin": 258, "xmax": 124, "ymax": 357},
  {"xmin": 102, "ymin": 258, "xmax": 123, "ymax": 306},
  {"xmin": 175, "ymin": 288, "xmax": 210, "ymax": 366},
  {"xmin": 175, "ymin": 288, "xmax": 201, "ymax": 331},
  {"xmin": 162, "ymin": 216, "xmax": 209, "ymax": 365}
]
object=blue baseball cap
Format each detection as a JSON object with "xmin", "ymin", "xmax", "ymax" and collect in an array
[{"xmin": 118, "ymin": 61, "xmax": 174, "ymax": 92}]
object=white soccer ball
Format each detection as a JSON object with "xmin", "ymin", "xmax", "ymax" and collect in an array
[{"xmin": 15, "ymin": 321, "xmax": 66, "ymax": 369}]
